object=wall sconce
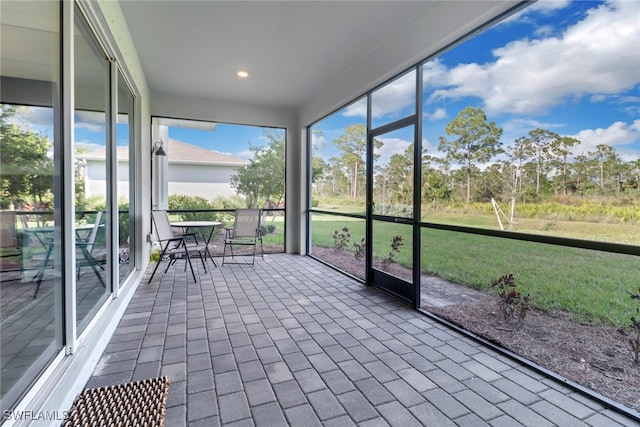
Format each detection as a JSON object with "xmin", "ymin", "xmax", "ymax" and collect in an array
[{"xmin": 152, "ymin": 141, "xmax": 167, "ymax": 156}]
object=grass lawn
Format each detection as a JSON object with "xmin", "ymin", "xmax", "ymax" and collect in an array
[
  {"xmin": 423, "ymin": 211, "xmax": 640, "ymax": 245},
  {"xmin": 311, "ymin": 212, "xmax": 639, "ymax": 328}
]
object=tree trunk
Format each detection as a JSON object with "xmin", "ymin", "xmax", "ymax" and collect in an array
[{"xmin": 353, "ymin": 163, "xmax": 358, "ymax": 198}]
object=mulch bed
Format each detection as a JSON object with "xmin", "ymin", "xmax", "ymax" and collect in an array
[{"xmin": 428, "ymin": 298, "xmax": 640, "ymax": 413}]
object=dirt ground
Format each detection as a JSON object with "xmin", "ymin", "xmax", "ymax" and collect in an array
[{"xmin": 311, "ymin": 246, "xmax": 640, "ymax": 413}]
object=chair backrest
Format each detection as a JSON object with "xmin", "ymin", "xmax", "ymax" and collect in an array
[
  {"xmin": 151, "ymin": 210, "xmax": 176, "ymax": 242},
  {"xmin": 83, "ymin": 211, "xmax": 104, "ymax": 254},
  {"xmin": 0, "ymin": 211, "xmax": 17, "ymax": 249},
  {"xmin": 233, "ymin": 209, "xmax": 262, "ymax": 238},
  {"xmin": 19, "ymin": 213, "xmax": 29, "ymax": 231}
]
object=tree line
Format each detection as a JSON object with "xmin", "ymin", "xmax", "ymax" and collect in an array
[
  {"xmin": 312, "ymin": 106, "xmax": 640, "ymax": 206},
  {"xmin": 0, "ymin": 105, "xmax": 53, "ymax": 209}
]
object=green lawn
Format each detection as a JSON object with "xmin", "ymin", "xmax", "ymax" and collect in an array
[{"xmin": 310, "ymin": 213, "xmax": 639, "ymax": 328}]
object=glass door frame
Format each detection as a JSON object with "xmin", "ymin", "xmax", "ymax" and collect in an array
[{"xmin": 365, "ymin": 65, "xmax": 423, "ymax": 307}]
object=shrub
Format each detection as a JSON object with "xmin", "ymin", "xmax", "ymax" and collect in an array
[
  {"xmin": 260, "ymin": 224, "xmax": 276, "ymax": 235},
  {"xmin": 491, "ymin": 274, "xmax": 531, "ymax": 322},
  {"xmin": 381, "ymin": 235, "xmax": 404, "ymax": 268},
  {"xmin": 333, "ymin": 227, "xmax": 350, "ymax": 251},
  {"xmin": 353, "ymin": 238, "xmax": 365, "ymax": 260},
  {"xmin": 618, "ymin": 288, "xmax": 640, "ymax": 366}
]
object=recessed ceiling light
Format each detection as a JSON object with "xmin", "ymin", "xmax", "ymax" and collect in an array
[{"xmin": 237, "ymin": 70, "xmax": 249, "ymax": 78}]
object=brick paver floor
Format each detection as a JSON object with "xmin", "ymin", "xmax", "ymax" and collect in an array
[{"xmin": 85, "ymin": 254, "xmax": 640, "ymax": 426}]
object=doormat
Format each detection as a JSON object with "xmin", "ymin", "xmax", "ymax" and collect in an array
[{"xmin": 63, "ymin": 376, "xmax": 170, "ymax": 426}]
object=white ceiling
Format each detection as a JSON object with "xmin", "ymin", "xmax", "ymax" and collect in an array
[{"xmin": 119, "ymin": 1, "xmax": 525, "ymax": 111}]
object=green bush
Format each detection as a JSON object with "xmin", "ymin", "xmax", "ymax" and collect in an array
[{"xmin": 260, "ymin": 224, "xmax": 276, "ymax": 235}]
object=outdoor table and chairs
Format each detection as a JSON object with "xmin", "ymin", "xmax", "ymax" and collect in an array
[
  {"xmin": 169, "ymin": 220, "xmax": 221, "ymax": 267},
  {"xmin": 26, "ymin": 214, "xmax": 106, "ymax": 298},
  {"xmin": 148, "ymin": 211, "xmax": 219, "ymax": 283}
]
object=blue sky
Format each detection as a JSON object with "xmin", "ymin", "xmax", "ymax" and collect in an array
[
  {"xmin": 163, "ymin": 122, "xmax": 279, "ymax": 160},
  {"xmin": 312, "ymin": 0, "xmax": 640, "ymax": 166},
  {"xmin": 11, "ymin": 108, "xmax": 278, "ymax": 160}
]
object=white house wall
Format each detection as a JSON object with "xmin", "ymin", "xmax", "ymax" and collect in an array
[
  {"xmin": 84, "ymin": 159, "xmax": 241, "ymax": 201},
  {"xmin": 168, "ymin": 163, "xmax": 241, "ymax": 199}
]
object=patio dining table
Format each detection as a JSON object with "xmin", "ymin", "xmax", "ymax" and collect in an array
[
  {"xmin": 170, "ymin": 221, "xmax": 221, "ymax": 267},
  {"xmin": 26, "ymin": 223, "xmax": 105, "ymax": 297}
]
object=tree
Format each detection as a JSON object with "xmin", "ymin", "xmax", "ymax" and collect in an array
[
  {"xmin": 571, "ymin": 153, "xmax": 598, "ymax": 195},
  {"xmin": 385, "ymin": 143, "xmax": 414, "ymax": 205},
  {"xmin": 230, "ymin": 129, "xmax": 285, "ymax": 208},
  {"xmin": 310, "ymin": 129, "xmax": 327, "ymax": 184},
  {"xmin": 523, "ymin": 129, "xmax": 558, "ymax": 195},
  {"xmin": 549, "ymin": 136, "xmax": 579, "ymax": 195},
  {"xmin": 506, "ymin": 136, "xmax": 535, "ymax": 197},
  {"xmin": 589, "ymin": 144, "xmax": 620, "ymax": 193},
  {"xmin": 325, "ymin": 157, "xmax": 349, "ymax": 196},
  {"xmin": 438, "ymin": 106, "xmax": 503, "ymax": 202},
  {"xmin": 422, "ymin": 170, "xmax": 451, "ymax": 209},
  {"xmin": 334, "ymin": 124, "xmax": 382, "ymax": 198},
  {"xmin": 0, "ymin": 105, "xmax": 54, "ymax": 208}
]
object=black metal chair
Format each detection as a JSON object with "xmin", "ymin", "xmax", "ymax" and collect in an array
[
  {"xmin": 148, "ymin": 210, "xmax": 212, "ymax": 283},
  {"xmin": 75, "ymin": 211, "xmax": 106, "ymax": 286}
]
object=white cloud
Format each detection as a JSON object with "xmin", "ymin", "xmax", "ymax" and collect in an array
[
  {"xmin": 4, "ymin": 106, "xmax": 54, "ymax": 136},
  {"xmin": 429, "ymin": 0, "xmax": 640, "ymax": 115},
  {"xmin": 524, "ymin": 0, "xmax": 572, "ymax": 15},
  {"xmin": 422, "ymin": 59, "xmax": 449, "ymax": 89},
  {"xmin": 424, "ymin": 107, "xmax": 447, "ymax": 121},
  {"xmin": 534, "ymin": 24, "xmax": 555, "ymax": 37},
  {"xmin": 421, "ymin": 137, "xmax": 441, "ymax": 157},
  {"xmin": 76, "ymin": 141, "xmax": 104, "ymax": 153},
  {"xmin": 235, "ymin": 150, "xmax": 254, "ymax": 160},
  {"xmin": 617, "ymin": 96, "xmax": 640, "ymax": 116},
  {"xmin": 310, "ymin": 131, "xmax": 328, "ymax": 151},
  {"xmin": 568, "ymin": 119, "xmax": 640, "ymax": 153},
  {"xmin": 502, "ymin": 117, "xmax": 565, "ymax": 135},
  {"xmin": 344, "ymin": 71, "xmax": 416, "ymax": 119},
  {"xmin": 75, "ymin": 121, "xmax": 105, "ymax": 133},
  {"xmin": 501, "ymin": 0, "xmax": 572, "ymax": 26},
  {"xmin": 342, "ymin": 102, "xmax": 366, "ymax": 118},
  {"xmin": 376, "ymin": 137, "xmax": 412, "ymax": 163},
  {"xmin": 341, "ymin": 97, "xmax": 368, "ymax": 118}
]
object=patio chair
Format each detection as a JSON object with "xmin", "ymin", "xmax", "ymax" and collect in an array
[
  {"xmin": 1, "ymin": 211, "xmax": 19, "ymax": 252},
  {"xmin": 75, "ymin": 211, "xmax": 106, "ymax": 287},
  {"xmin": 148, "ymin": 210, "xmax": 212, "ymax": 283},
  {"xmin": 1, "ymin": 211, "xmax": 22, "ymax": 274},
  {"xmin": 222, "ymin": 208, "xmax": 264, "ymax": 266}
]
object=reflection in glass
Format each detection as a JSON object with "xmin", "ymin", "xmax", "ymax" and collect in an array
[
  {"xmin": 74, "ymin": 7, "xmax": 110, "ymax": 333},
  {"xmin": 117, "ymin": 70, "xmax": 134, "ymax": 283},
  {"xmin": 310, "ymin": 97, "xmax": 367, "ymax": 215},
  {"xmin": 0, "ymin": 0, "xmax": 63, "ymax": 414},
  {"xmin": 309, "ymin": 213, "xmax": 366, "ymax": 280}
]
